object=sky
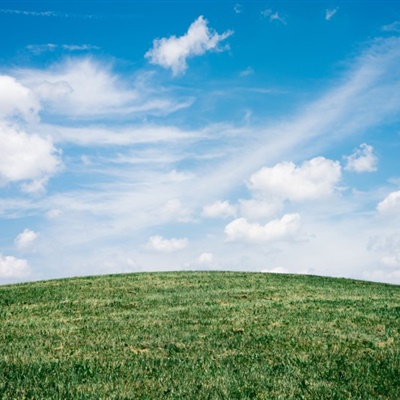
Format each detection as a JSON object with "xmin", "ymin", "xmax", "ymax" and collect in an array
[{"xmin": 1, "ymin": 0, "xmax": 400, "ymax": 285}]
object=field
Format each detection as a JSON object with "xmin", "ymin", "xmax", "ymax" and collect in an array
[{"xmin": 1, "ymin": 271, "xmax": 399, "ymax": 399}]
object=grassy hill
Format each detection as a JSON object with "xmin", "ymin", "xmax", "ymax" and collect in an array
[{"xmin": 1, "ymin": 271, "xmax": 399, "ymax": 399}]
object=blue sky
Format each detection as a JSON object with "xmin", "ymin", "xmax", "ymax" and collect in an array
[{"xmin": 1, "ymin": 1, "xmax": 400, "ymax": 285}]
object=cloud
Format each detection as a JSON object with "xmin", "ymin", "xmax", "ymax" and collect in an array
[
  {"xmin": 15, "ymin": 228, "xmax": 38, "ymax": 252},
  {"xmin": 0, "ymin": 9, "xmax": 95, "ymax": 19},
  {"xmin": 16, "ymin": 58, "xmax": 190, "ymax": 118},
  {"xmin": 377, "ymin": 191, "xmax": 400, "ymax": 214},
  {"xmin": 261, "ymin": 9, "xmax": 286, "ymax": 25},
  {"xmin": 325, "ymin": 8, "xmax": 338, "ymax": 21},
  {"xmin": 248, "ymin": 157, "xmax": 341, "ymax": 202},
  {"xmin": 18, "ymin": 58, "xmax": 137, "ymax": 118},
  {"xmin": 0, "ymin": 9, "xmax": 59, "ymax": 17},
  {"xmin": 234, "ymin": 4, "xmax": 242, "ymax": 14},
  {"xmin": 382, "ymin": 21, "xmax": 400, "ymax": 33},
  {"xmin": 261, "ymin": 266, "xmax": 289, "ymax": 274},
  {"xmin": 158, "ymin": 199, "xmax": 193, "ymax": 222},
  {"xmin": 344, "ymin": 143, "xmax": 377, "ymax": 172},
  {"xmin": 202, "ymin": 200, "xmax": 236, "ymax": 218},
  {"xmin": 26, "ymin": 44, "xmax": 100, "ymax": 55},
  {"xmin": 145, "ymin": 16, "xmax": 233, "ymax": 76},
  {"xmin": 240, "ymin": 67, "xmax": 254, "ymax": 77},
  {"xmin": 0, "ymin": 255, "xmax": 31, "ymax": 278},
  {"xmin": 225, "ymin": 213, "xmax": 300, "ymax": 243},
  {"xmin": 239, "ymin": 199, "xmax": 282, "ymax": 220},
  {"xmin": 197, "ymin": 252, "xmax": 214, "ymax": 264},
  {"xmin": 147, "ymin": 235, "xmax": 188, "ymax": 252},
  {"xmin": 0, "ymin": 122, "xmax": 61, "ymax": 189},
  {"xmin": 0, "ymin": 75, "xmax": 40, "ymax": 122}
]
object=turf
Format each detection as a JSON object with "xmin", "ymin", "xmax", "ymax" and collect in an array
[{"xmin": 0, "ymin": 271, "xmax": 399, "ymax": 399}]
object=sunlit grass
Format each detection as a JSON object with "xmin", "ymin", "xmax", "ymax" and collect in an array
[{"xmin": 1, "ymin": 272, "xmax": 399, "ymax": 399}]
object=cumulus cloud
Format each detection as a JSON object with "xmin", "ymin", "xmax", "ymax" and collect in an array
[
  {"xmin": 145, "ymin": 16, "xmax": 233, "ymax": 76},
  {"xmin": 15, "ymin": 229, "xmax": 38, "ymax": 251},
  {"xmin": 225, "ymin": 213, "xmax": 300, "ymax": 243},
  {"xmin": 147, "ymin": 235, "xmax": 188, "ymax": 252},
  {"xmin": 344, "ymin": 143, "xmax": 377, "ymax": 172},
  {"xmin": 248, "ymin": 157, "xmax": 341, "ymax": 202},
  {"xmin": 0, "ymin": 122, "xmax": 61, "ymax": 189},
  {"xmin": 202, "ymin": 200, "xmax": 236, "ymax": 218},
  {"xmin": 325, "ymin": 8, "xmax": 338, "ymax": 21},
  {"xmin": 0, "ymin": 75, "xmax": 40, "ymax": 122},
  {"xmin": 377, "ymin": 191, "xmax": 400, "ymax": 214},
  {"xmin": 0, "ymin": 255, "xmax": 31, "ymax": 278}
]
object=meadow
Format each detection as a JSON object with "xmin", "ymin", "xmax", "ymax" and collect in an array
[{"xmin": 0, "ymin": 271, "xmax": 399, "ymax": 399}]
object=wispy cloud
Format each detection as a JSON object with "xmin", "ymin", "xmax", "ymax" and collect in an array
[
  {"xmin": 261, "ymin": 9, "xmax": 286, "ymax": 25},
  {"xmin": 16, "ymin": 58, "xmax": 192, "ymax": 119},
  {"xmin": 26, "ymin": 44, "xmax": 100, "ymax": 55},
  {"xmin": 0, "ymin": 9, "xmax": 95, "ymax": 19},
  {"xmin": 145, "ymin": 16, "xmax": 233, "ymax": 76},
  {"xmin": 234, "ymin": 4, "xmax": 242, "ymax": 14},
  {"xmin": 0, "ymin": 9, "xmax": 59, "ymax": 17},
  {"xmin": 382, "ymin": 21, "xmax": 400, "ymax": 33},
  {"xmin": 240, "ymin": 67, "xmax": 254, "ymax": 77},
  {"xmin": 325, "ymin": 8, "xmax": 339, "ymax": 21}
]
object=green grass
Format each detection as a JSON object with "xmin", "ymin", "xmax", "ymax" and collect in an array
[{"xmin": 1, "ymin": 271, "xmax": 399, "ymax": 399}]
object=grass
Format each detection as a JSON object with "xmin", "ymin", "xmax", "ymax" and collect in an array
[{"xmin": 0, "ymin": 271, "xmax": 399, "ymax": 399}]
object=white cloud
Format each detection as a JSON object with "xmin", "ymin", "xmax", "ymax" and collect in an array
[
  {"xmin": 197, "ymin": 252, "xmax": 214, "ymax": 264},
  {"xmin": 147, "ymin": 235, "xmax": 188, "ymax": 252},
  {"xmin": 145, "ymin": 16, "xmax": 233, "ymax": 76},
  {"xmin": 16, "ymin": 58, "xmax": 191, "ymax": 119},
  {"xmin": 27, "ymin": 43, "xmax": 99, "ymax": 55},
  {"xmin": 239, "ymin": 199, "xmax": 281, "ymax": 220},
  {"xmin": 240, "ymin": 67, "xmax": 254, "ymax": 77},
  {"xmin": 15, "ymin": 229, "xmax": 38, "ymax": 252},
  {"xmin": 382, "ymin": 21, "xmax": 400, "ymax": 33},
  {"xmin": 377, "ymin": 191, "xmax": 400, "ymax": 214},
  {"xmin": 159, "ymin": 199, "xmax": 192, "ymax": 222},
  {"xmin": 0, "ymin": 255, "xmax": 31, "ymax": 278},
  {"xmin": 0, "ymin": 75, "xmax": 40, "ymax": 122},
  {"xmin": 234, "ymin": 4, "xmax": 242, "ymax": 14},
  {"xmin": 18, "ymin": 58, "xmax": 137, "ymax": 117},
  {"xmin": 262, "ymin": 9, "xmax": 286, "ymax": 25},
  {"xmin": 62, "ymin": 44, "xmax": 100, "ymax": 51},
  {"xmin": 202, "ymin": 200, "xmax": 236, "ymax": 218},
  {"xmin": 261, "ymin": 266, "xmax": 289, "ymax": 274},
  {"xmin": 344, "ymin": 143, "xmax": 377, "ymax": 172},
  {"xmin": 0, "ymin": 122, "xmax": 61, "ymax": 189},
  {"xmin": 270, "ymin": 12, "xmax": 286, "ymax": 25},
  {"xmin": 248, "ymin": 157, "xmax": 341, "ymax": 202},
  {"xmin": 0, "ymin": 9, "xmax": 59, "ymax": 17},
  {"xmin": 325, "ymin": 8, "xmax": 338, "ymax": 21},
  {"xmin": 225, "ymin": 213, "xmax": 300, "ymax": 243},
  {"xmin": 261, "ymin": 9, "xmax": 272, "ymax": 17}
]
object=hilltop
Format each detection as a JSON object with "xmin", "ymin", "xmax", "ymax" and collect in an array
[{"xmin": 1, "ymin": 272, "xmax": 399, "ymax": 399}]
